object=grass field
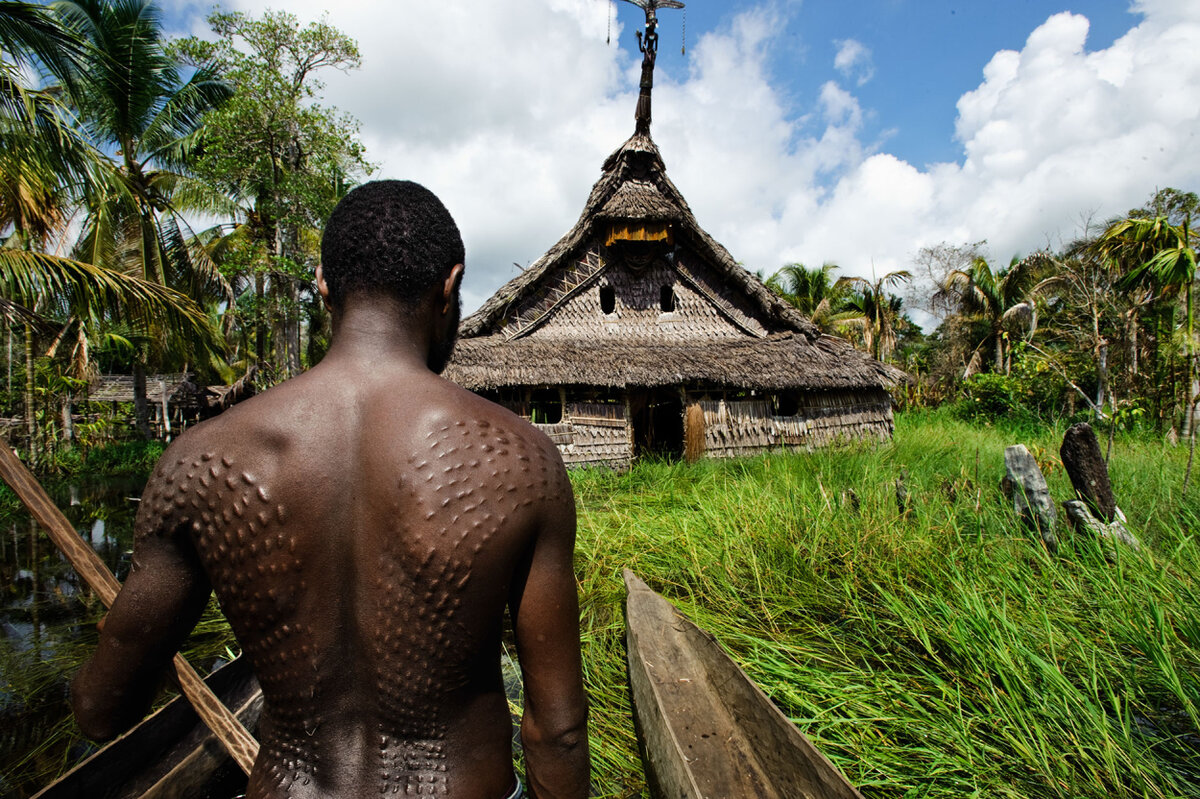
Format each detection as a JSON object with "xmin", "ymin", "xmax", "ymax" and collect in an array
[
  {"xmin": 571, "ymin": 409, "xmax": 1200, "ymax": 797},
  {"xmin": 5, "ymin": 410, "xmax": 1199, "ymax": 797}
]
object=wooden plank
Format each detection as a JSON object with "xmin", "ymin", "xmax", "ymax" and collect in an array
[
  {"xmin": 624, "ymin": 571, "xmax": 864, "ymax": 799},
  {"xmin": 0, "ymin": 445, "xmax": 259, "ymax": 776},
  {"xmin": 34, "ymin": 658, "xmax": 259, "ymax": 799}
]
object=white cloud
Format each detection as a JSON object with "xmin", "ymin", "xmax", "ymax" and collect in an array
[
  {"xmin": 199, "ymin": 0, "xmax": 1200, "ymax": 321},
  {"xmin": 833, "ymin": 38, "xmax": 874, "ymax": 86},
  {"xmin": 725, "ymin": 2, "xmax": 1200, "ymax": 303}
]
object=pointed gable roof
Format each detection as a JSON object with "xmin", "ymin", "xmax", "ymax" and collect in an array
[
  {"xmin": 448, "ymin": 10, "xmax": 906, "ymax": 396},
  {"xmin": 459, "ymin": 131, "xmax": 818, "ymax": 342}
]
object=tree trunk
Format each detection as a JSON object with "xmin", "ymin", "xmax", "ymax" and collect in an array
[
  {"xmin": 1187, "ymin": 389, "xmax": 1198, "ymax": 496},
  {"xmin": 271, "ymin": 279, "xmax": 286, "ymax": 376},
  {"xmin": 1129, "ymin": 311, "xmax": 1139, "ymax": 376},
  {"xmin": 1094, "ymin": 343, "xmax": 1108, "ymax": 421},
  {"xmin": 288, "ymin": 279, "xmax": 301, "ymax": 376},
  {"xmin": 24, "ymin": 324, "xmax": 35, "ymax": 466},
  {"xmin": 994, "ymin": 329, "xmax": 1004, "ymax": 373},
  {"xmin": 159, "ymin": 378, "xmax": 171, "ymax": 441},
  {"xmin": 1184, "ymin": 283, "xmax": 1195, "ymax": 440},
  {"xmin": 61, "ymin": 392, "xmax": 74, "ymax": 444},
  {"xmin": 284, "ymin": 222, "xmax": 302, "ymax": 377},
  {"xmin": 254, "ymin": 269, "xmax": 267, "ymax": 372},
  {"xmin": 132, "ymin": 358, "xmax": 152, "ymax": 439}
]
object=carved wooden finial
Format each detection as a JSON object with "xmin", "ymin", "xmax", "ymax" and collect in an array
[{"xmin": 619, "ymin": 0, "xmax": 685, "ymax": 134}]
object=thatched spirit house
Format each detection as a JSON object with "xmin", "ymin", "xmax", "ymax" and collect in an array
[{"xmin": 445, "ymin": 1, "xmax": 898, "ymax": 468}]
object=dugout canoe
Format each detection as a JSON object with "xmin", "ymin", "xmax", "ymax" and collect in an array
[
  {"xmin": 34, "ymin": 656, "xmax": 262, "ymax": 799},
  {"xmin": 623, "ymin": 570, "xmax": 865, "ymax": 799}
]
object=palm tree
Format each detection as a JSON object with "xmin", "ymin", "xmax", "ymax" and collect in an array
[
  {"xmin": 764, "ymin": 262, "xmax": 858, "ymax": 335},
  {"xmin": 766, "ymin": 263, "xmax": 839, "ymax": 314},
  {"xmin": 835, "ymin": 269, "xmax": 911, "ymax": 363},
  {"xmin": 1, "ymin": 1, "xmax": 216, "ymax": 453},
  {"xmin": 54, "ymin": 0, "xmax": 233, "ymax": 435},
  {"xmin": 938, "ymin": 255, "xmax": 1043, "ymax": 374},
  {"xmin": 1099, "ymin": 214, "xmax": 1198, "ymax": 484}
]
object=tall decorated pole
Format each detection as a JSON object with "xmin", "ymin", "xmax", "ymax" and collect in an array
[{"xmin": 620, "ymin": 0, "xmax": 685, "ymax": 134}]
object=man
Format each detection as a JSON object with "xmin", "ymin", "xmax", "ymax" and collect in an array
[{"xmin": 73, "ymin": 181, "xmax": 590, "ymax": 799}]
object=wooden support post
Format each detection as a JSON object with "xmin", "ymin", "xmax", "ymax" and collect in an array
[
  {"xmin": 0, "ymin": 444, "xmax": 259, "ymax": 776},
  {"xmin": 159, "ymin": 378, "xmax": 171, "ymax": 440}
]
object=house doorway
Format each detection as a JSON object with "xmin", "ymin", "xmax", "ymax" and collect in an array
[{"xmin": 630, "ymin": 389, "xmax": 684, "ymax": 459}]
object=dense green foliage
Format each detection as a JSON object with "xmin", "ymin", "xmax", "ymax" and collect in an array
[
  {"xmin": 0, "ymin": 1, "xmax": 368, "ymax": 466},
  {"xmin": 766, "ymin": 189, "xmax": 1200, "ymax": 436}
]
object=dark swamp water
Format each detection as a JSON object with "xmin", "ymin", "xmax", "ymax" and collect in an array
[{"xmin": 0, "ymin": 472, "xmax": 198, "ymax": 798}]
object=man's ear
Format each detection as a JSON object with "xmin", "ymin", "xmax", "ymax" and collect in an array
[
  {"xmin": 442, "ymin": 264, "xmax": 464, "ymax": 314},
  {"xmin": 316, "ymin": 264, "xmax": 332, "ymax": 312}
]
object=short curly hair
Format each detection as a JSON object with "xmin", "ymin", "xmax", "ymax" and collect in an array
[{"xmin": 320, "ymin": 180, "xmax": 464, "ymax": 307}]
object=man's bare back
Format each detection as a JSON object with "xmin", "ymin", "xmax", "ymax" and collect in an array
[{"xmin": 72, "ymin": 181, "xmax": 589, "ymax": 799}]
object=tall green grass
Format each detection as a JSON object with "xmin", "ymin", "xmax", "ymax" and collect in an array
[{"xmin": 573, "ymin": 409, "xmax": 1200, "ymax": 797}]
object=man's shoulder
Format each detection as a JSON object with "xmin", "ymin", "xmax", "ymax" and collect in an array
[
  {"xmin": 446, "ymin": 384, "xmax": 566, "ymax": 466},
  {"xmin": 148, "ymin": 378, "xmax": 308, "ymax": 481}
]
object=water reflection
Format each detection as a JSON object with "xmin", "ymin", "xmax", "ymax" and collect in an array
[{"xmin": 0, "ymin": 474, "xmax": 146, "ymax": 798}]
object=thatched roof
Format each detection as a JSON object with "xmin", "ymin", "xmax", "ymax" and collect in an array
[
  {"xmin": 88, "ymin": 373, "xmax": 199, "ymax": 404},
  {"xmin": 451, "ymin": 128, "xmax": 904, "ymax": 394},
  {"xmin": 460, "ymin": 131, "xmax": 817, "ymax": 342},
  {"xmin": 446, "ymin": 332, "xmax": 903, "ymax": 392}
]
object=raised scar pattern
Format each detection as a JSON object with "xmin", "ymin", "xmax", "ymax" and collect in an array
[{"xmin": 135, "ymin": 418, "xmax": 565, "ymax": 796}]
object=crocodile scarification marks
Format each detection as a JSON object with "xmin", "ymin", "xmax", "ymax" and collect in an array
[
  {"xmin": 359, "ymin": 417, "xmax": 559, "ymax": 796},
  {"xmin": 133, "ymin": 414, "xmax": 567, "ymax": 797},
  {"xmin": 139, "ymin": 452, "xmax": 320, "ymax": 792}
]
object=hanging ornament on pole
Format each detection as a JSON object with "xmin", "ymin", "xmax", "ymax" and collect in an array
[
  {"xmin": 681, "ymin": 7, "xmax": 686, "ymax": 55},
  {"xmin": 607, "ymin": 0, "xmax": 612, "ymax": 44}
]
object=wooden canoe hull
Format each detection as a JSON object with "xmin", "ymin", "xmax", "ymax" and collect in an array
[
  {"xmin": 623, "ymin": 570, "xmax": 864, "ymax": 799},
  {"xmin": 35, "ymin": 656, "xmax": 262, "ymax": 799}
]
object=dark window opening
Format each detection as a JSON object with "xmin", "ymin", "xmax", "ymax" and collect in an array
[
  {"xmin": 659, "ymin": 284, "xmax": 676, "ymax": 312},
  {"xmin": 773, "ymin": 392, "xmax": 800, "ymax": 417},
  {"xmin": 599, "ymin": 285, "xmax": 616, "ymax": 314},
  {"xmin": 530, "ymin": 388, "xmax": 563, "ymax": 424}
]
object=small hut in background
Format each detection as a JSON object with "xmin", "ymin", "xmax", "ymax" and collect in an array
[
  {"xmin": 445, "ymin": 1, "xmax": 900, "ymax": 468},
  {"xmin": 88, "ymin": 373, "xmax": 210, "ymax": 437}
]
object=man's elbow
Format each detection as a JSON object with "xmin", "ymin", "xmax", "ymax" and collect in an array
[
  {"xmin": 522, "ymin": 709, "xmax": 589, "ymax": 757},
  {"xmin": 72, "ymin": 689, "xmax": 118, "ymax": 742},
  {"xmin": 71, "ymin": 672, "xmax": 135, "ymax": 742}
]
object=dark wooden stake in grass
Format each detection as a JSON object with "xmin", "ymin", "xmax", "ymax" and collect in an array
[{"xmin": 1061, "ymin": 423, "xmax": 1116, "ymax": 522}]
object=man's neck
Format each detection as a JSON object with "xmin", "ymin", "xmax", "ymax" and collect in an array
[{"xmin": 324, "ymin": 296, "xmax": 434, "ymax": 372}]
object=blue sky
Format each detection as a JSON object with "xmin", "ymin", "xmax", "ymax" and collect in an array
[
  {"xmin": 630, "ymin": 1, "xmax": 1138, "ymax": 171},
  {"xmin": 167, "ymin": 0, "xmax": 1200, "ymax": 317}
]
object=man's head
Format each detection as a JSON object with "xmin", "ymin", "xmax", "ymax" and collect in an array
[
  {"xmin": 321, "ymin": 180, "xmax": 464, "ymax": 306},
  {"xmin": 320, "ymin": 180, "xmax": 465, "ymax": 371}
]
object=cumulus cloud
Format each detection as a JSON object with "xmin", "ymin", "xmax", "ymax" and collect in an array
[
  {"xmin": 199, "ymin": 0, "xmax": 1200, "ymax": 319},
  {"xmin": 833, "ymin": 38, "xmax": 874, "ymax": 86},
  {"xmin": 754, "ymin": 3, "xmax": 1200, "ymax": 299}
]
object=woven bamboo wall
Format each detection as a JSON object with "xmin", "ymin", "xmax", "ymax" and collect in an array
[
  {"xmin": 695, "ymin": 389, "xmax": 893, "ymax": 458},
  {"xmin": 535, "ymin": 400, "xmax": 632, "ymax": 469},
  {"xmin": 673, "ymin": 251, "xmax": 769, "ymax": 337},
  {"xmin": 526, "ymin": 247, "xmax": 752, "ymax": 342}
]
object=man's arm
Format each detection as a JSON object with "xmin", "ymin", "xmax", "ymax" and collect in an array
[
  {"xmin": 510, "ymin": 453, "xmax": 589, "ymax": 799},
  {"xmin": 71, "ymin": 468, "xmax": 212, "ymax": 741}
]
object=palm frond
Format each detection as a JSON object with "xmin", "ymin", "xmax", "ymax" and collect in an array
[
  {"xmin": 139, "ymin": 64, "xmax": 231, "ymax": 168},
  {"xmin": 0, "ymin": 1, "xmax": 86, "ymax": 85},
  {"xmin": 0, "ymin": 246, "xmax": 208, "ymax": 335}
]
